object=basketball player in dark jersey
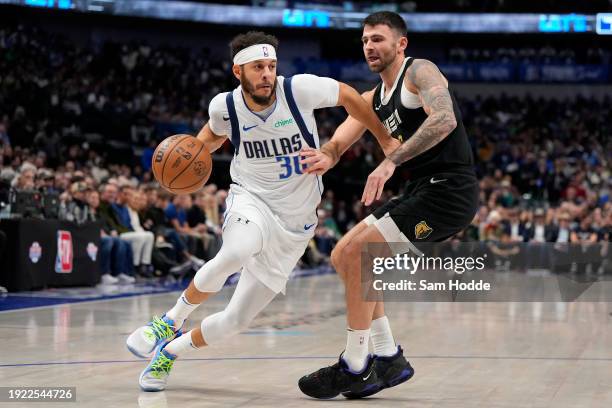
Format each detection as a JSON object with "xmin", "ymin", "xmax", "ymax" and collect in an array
[{"xmin": 298, "ymin": 11, "xmax": 478, "ymax": 399}]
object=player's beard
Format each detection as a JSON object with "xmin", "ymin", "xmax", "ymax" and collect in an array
[
  {"xmin": 241, "ymin": 72, "xmax": 277, "ymax": 106},
  {"xmin": 368, "ymin": 50, "xmax": 396, "ymax": 73}
]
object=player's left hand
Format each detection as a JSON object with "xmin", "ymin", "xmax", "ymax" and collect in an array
[
  {"xmin": 300, "ymin": 147, "xmax": 334, "ymax": 175},
  {"xmin": 362, "ymin": 158, "xmax": 396, "ymax": 206}
]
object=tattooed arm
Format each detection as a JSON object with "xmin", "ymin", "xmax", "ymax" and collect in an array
[
  {"xmin": 361, "ymin": 59, "xmax": 456, "ymax": 205},
  {"xmin": 387, "ymin": 59, "xmax": 457, "ymax": 165}
]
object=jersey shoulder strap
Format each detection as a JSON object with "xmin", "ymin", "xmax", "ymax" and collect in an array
[
  {"xmin": 373, "ymin": 57, "xmax": 414, "ymax": 108},
  {"xmin": 282, "ymin": 76, "xmax": 316, "ymax": 148},
  {"xmin": 396, "ymin": 57, "xmax": 414, "ymax": 94},
  {"xmin": 225, "ymin": 91, "xmax": 241, "ymax": 155}
]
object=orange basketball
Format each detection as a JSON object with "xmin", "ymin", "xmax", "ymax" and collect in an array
[{"xmin": 151, "ymin": 134, "xmax": 212, "ymax": 194}]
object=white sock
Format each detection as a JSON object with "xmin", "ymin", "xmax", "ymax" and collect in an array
[
  {"xmin": 371, "ymin": 316, "xmax": 397, "ymax": 357},
  {"xmin": 164, "ymin": 329, "xmax": 199, "ymax": 356},
  {"xmin": 166, "ymin": 291, "xmax": 199, "ymax": 328},
  {"xmin": 342, "ymin": 328, "xmax": 370, "ymax": 373}
]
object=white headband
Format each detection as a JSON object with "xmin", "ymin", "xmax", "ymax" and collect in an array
[{"xmin": 233, "ymin": 44, "xmax": 277, "ymax": 65}]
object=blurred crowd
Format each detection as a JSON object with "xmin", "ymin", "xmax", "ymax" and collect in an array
[
  {"xmin": 0, "ymin": 145, "xmax": 227, "ymax": 284},
  {"xmin": 223, "ymin": 0, "xmax": 612, "ymax": 13},
  {"xmin": 447, "ymin": 46, "xmax": 611, "ymax": 65},
  {"xmin": 0, "ymin": 25, "xmax": 235, "ymax": 162},
  {"xmin": 1, "ymin": 25, "xmax": 611, "ymax": 283}
]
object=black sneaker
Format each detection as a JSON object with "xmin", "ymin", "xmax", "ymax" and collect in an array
[
  {"xmin": 343, "ymin": 345, "xmax": 414, "ymax": 399},
  {"xmin": 298, "ymin": 354, "xmax": 381, "ymax": 399}
]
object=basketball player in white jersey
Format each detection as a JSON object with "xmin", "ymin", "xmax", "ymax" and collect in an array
[{"xmin": 126, "ymin": 31, "xmax": 398, "ymax": 392}]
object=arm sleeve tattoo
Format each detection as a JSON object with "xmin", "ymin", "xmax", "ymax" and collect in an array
[{"xmin": 387, "ymin": 59, "xmax": 457, "ymax": 166}]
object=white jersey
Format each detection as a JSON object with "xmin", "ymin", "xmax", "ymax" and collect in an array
[{"xmin": 208, "ymin": 74, "xmax": 339, "ymax": 232}]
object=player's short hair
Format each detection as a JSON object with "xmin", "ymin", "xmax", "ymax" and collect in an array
[
  {"xmin": 363, "ymin": 11, "xmax": 407, "ymax": 37},
  {"xmin": 229, "ymin": 31, "xmax": 279, "ymax": 60}
]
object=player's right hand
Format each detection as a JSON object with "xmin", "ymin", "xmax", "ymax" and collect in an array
[
  {"xmin": 362, "ymin": 158, "xmax": 396, "ymax": 206},
  {"xmin": 300, "ymin": 147, "xmax": 334, "ymax": 176}
]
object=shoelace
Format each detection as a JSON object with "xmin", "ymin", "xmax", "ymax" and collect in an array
[
  {"xmin": 149, "ymin": 351, "xmax": 175, "ymax": 379},
  {"xmin": 145, "ymin": 316, "xmax": 175, "ymax": 342}
]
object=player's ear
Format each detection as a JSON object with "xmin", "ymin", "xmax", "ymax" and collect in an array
[
  {"xmin": 232, "ymin": 64, "xmax": 241, "ymax": 81},
  {"xmin": 398, "ymin": 36, "xmax": 408, "ymax": 54}
]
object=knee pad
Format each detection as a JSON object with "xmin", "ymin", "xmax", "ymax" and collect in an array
[
  {"xmin": 193, "ymin": 254, "xmax": 242, "ymax": 292},
  {"xmin": 193, "ymin": 213, "xmax": 263, "ymax": 293},
  {"xmin": 200, "ymin": 308, "xmax": 251, "ymax": 345}
]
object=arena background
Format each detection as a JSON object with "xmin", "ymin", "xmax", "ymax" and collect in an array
[{"xmin": 0, "ymin": 1, "xmax": 610, "ymax": 407}]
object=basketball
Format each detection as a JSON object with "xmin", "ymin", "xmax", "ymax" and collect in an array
[{"xmin": 151, "ymin": 134, "xmax": 212, "ymax": 194}]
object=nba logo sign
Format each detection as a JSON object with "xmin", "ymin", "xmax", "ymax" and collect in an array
[
  {"xmin": 86, "ymin": 242, "xmax": 98, "ymax": 262},
  {"xmin": 55, "ymin": 230, "xmax": 73, "ymax": 273},
  {"xmin": 596, "ymin": 14, "xmax": 612, "ymax": 35},
  {"xmin": 262, "ymin": 46, "xmax": 269, "ymax": 57},
  {"xmin": 29, "ymin": 242, "xmax": 42, "ymax": 264}
]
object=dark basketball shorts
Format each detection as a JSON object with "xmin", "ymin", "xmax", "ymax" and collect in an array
[{"xmin": 365, "ymin": 170, "xmax": 479, "ymax": 253}]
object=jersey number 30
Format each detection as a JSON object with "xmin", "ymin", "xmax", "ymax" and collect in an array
[{"xmin": 276, "ymin": 155, "xmax": 304, "ymax": 179}]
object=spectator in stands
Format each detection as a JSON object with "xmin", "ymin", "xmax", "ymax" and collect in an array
[
  {"xmin": 215, "ymin": 189, "xmax": 228, "ymax": 215},
  {"xmin": 59, "ymin": 182, "xmax": 93, "ymax": 224},
  {"xmin": 201, "ymin": 193, "xmax": 222, "ymax": 234},
  {"xmin": 188, "ymin": 191, "xmax": 221, "ymax": 259},
  {"xmin": 481, "ymin": 210, "xmax": 504, "ymax": 242},
  {"xmin": 571, "ymin": 216, "xmax": 600, "ymax": 275},
  {"xmin": 12, "ymin": 165, "xmax": 36, "ymax": 191},
  {"xmin": 487, "ymin": 229, "xmax": 522, "ymax": 271},
  {"xmin": 523, "ymin": 209, "xmax": 557, "ymax": 243},
  {"xmin": 166, "ymin": 194, "xmax": 210, "ymax": 261},
  {"xmin": 87, "ymin": 189, "xmax": 135, "ymax": 284},
  {"xmin": 523, "ymin": 209, "xmax": 556, "ymax": 269},
  {"xmin": 314, "ymin": 209, "xmax": 339, "ymax": 256},
  {"xmin": 141, "ymin": 187, "xmax": 169, "ymax": 235},
  {"xmin": 502, "ymin": 208, "xmax": 527, "ymax": 242},
  {"xmin": 550, "ymin": 211, "xmax": 573, "ymax": 273},
  {"xmin": 35, "ymin": 169, "xmax": 57, "ymax": 193},
  {"xmin": 112, "ymin": 185, "xmax": 155, "ymax": 277},
  {"xmin": 98, "ymin": 183, "xmax": 125, "ymax": 232},
  {"xmin": 141, "ymin": 188, "xmax": 203, "ymax": 273}
]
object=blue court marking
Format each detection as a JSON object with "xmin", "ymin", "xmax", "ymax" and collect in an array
[
  {"xmin": 0, "ymin": 282, "xmax": 187, "ymax": 312},
  {"xmin": 2, "ymin": 354, "xmax": 612, "ymax": 368},
  {"xmin": 0, "ymin": 265, "xmax": 334, "ymax": 312},
  {"xmin": 0, "ymin": 356, "xmax": 337, "ymax": 368}
]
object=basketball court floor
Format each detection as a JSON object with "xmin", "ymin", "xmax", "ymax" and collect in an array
[{"xmin": 1, "ymin": 272, "xmax": 611, "ymax": 408}]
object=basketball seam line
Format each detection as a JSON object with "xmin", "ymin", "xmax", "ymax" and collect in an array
[
  {"xmin": 168, "ymin": 140, "xmax": 206, "ymax": 188},
  {"xmin": 171, "ymin": 160, "xmax": 211, "ymax": 191},
  {"xmin": 160, "ymin": 135, "xmax": 190, "ymax": 187}
]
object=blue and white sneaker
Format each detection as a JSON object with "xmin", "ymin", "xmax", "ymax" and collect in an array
[
  {"xmin": 139, "ymin": 342, "xmax": 177, "ymax": 392},
  {"xmin": 127, "ymin": 315, "xmax": 182, "ymax": 358}
]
